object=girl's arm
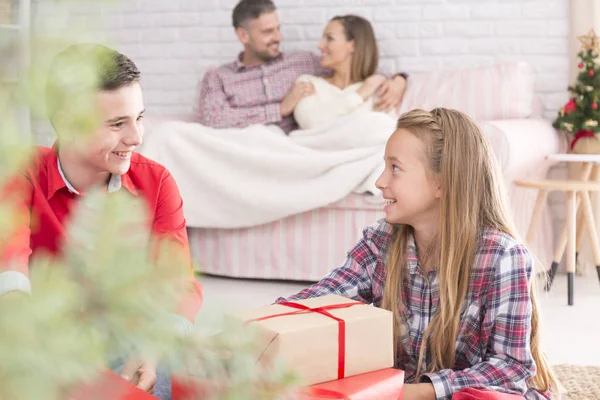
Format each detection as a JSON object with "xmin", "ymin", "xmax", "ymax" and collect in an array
[
  {"xmin": 274, "ymin": 220, "xmax": 392, "ymax": 304},
  {"xmin": 422, "ymin": 244, "xmax": 538, "ymax": 399}
]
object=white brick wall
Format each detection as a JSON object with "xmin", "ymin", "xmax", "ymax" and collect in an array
[{"xmin": 33, "ymin": 0, "xmax": 570, "ymax": 121}]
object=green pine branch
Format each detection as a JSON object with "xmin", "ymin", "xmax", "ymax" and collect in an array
[{"xmin": 0, "ymin": 1, "xmax": 300, "ymax": 399}]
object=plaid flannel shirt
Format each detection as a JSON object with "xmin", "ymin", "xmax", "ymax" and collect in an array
[
  {"xmin": 196, "ymin": 51, "xmax": 326, "ymax": 134},
  {"xmin": 277, "ymin": 219, "xmax": 549, "ymax": 400}
]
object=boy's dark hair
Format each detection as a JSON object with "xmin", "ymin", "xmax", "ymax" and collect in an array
[
  {"xmin": 45, "ymin": 43, "xmax": 140, "ymax": 134},
  {"xmin": 232, "ymin": 0, "xmax": 276, "ymax": 28}
]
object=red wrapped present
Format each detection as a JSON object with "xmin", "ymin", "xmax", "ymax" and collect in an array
[
  {"xmin": 172, "ymin": 368, "xmax": 404, "ymax": 400},
  {"xmin": 172, "ymin": 375, "xmax": 224, "ymax": 400},
  {"xmin": 69, "ymin": 369, "xmax": 157, "ymax": 400},
  {"xmin": 297, "ymin": 368, "xmax": 404, "ymax": 400}
]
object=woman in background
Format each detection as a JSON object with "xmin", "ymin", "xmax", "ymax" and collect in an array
[{"xmin": 293, "ymin": 15, "xmax": 402, "ymax": 130}]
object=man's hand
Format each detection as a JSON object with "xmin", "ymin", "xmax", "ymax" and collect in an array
[
  {"xmin": 374, "ymin": 75, "xmax": 407, "ymax": 113},
  {"xmin": 120, "ymin": 356, "xmax": 157, "ymax": 394},
  {"xmin": 280, "ymin": 82, "xmax": 315, "ymax": 117}
]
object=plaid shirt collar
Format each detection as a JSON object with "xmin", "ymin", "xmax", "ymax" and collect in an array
[
  {"xmin": 234, "ymin": 51, "xmax": 285, "ymax": 71},
  {"xmin": 406, "ymin": 234, "xmax": 420, "ymax": 275},
  {"xmin": 403, "ymin": 231, "xmax": 432, "ymax": 276}
]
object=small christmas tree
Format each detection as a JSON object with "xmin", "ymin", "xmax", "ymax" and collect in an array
[{"xmin": 553, "ymin": 29, "xmax": 600, "ymax": 153}]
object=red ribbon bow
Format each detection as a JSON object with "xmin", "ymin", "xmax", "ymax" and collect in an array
[
  {"xmin": 570, "ymin": 130, "xmax": 595, "ymax": 150},
  {"xmin": 245, "ymin": 300, "xmax": 364, "ymax": 381}
]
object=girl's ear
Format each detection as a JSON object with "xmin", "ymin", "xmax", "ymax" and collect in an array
[{"xmin": 434, "ymin": 177, "xmax": 442, "ymax": 199}]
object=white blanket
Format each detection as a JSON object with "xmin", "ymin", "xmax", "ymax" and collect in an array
[{"xmin": 139, "ymin": 112, "xmax": 397, "ymax": 229}]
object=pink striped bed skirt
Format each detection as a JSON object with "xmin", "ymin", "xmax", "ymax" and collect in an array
[
  {"xmin": 188, "ymin": 194, "xmax": 385, "ymax": 281},
  {"xmin": 188, "ymin": 183, "xmax": 554, "ymax": 282}
]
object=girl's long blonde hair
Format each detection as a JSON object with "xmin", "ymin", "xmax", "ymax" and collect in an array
[{"xmin": 380, "ymin": 108, "xmax": 557, "ymax": 395}]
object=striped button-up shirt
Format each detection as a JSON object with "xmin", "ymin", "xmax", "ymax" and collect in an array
[
  {"xmin": 196, "ymin": 51, "xmax": 326, "ymax": 134},
  {"xmin": 277, "ymin": 219, "xmax": 548, "ymax": 400}
]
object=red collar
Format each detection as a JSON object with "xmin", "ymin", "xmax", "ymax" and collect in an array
[{"xmin": 47, "ymin": 142, "xmax": 138, "ymax": 198}]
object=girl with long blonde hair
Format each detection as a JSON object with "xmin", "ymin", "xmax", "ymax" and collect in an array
[{"xmin": 277, "ymin": 108, "xmax": 557, "ymax": 399}]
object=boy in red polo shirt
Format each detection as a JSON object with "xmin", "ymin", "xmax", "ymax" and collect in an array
[{"xmin": 0, "ymin": 43, "xmax": 202, "ymax": 399}]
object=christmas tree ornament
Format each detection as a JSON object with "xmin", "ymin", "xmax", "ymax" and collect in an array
[
  {"xmin": 589, "ymin": 69, "xmax": 595, "ymax": 77},
  {"xmin": 578, "ymin": 28, "xmax": 600, "ymax": 52},
  {"xmin": 564, "ymin": 98, "xmax": 577, "ymax": 113},
  {"xmin": 563, "ymin": 122, "xmax": 574, "ymax": 132},
  {"xmin": 579, "ymin": 62, "xmax": 584, "ymax": 68},
  {"xmin": 584, "ymin": 119, "xmax": 598, "ymax": 127},
  {"xmin": 593, "ymin": 103, "xmax": 598, "ymax": 110},
  {"xmin": 586, "ymin": 85, "xmax": 595, "ymax": 91}
]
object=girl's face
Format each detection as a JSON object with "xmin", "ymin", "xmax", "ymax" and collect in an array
[
  {"xmin": 376, "ymin": 128, "xmax": 441, "ymax": 226},
  {"xmin": 317, "ymin": 20, "xmax": 354, "ymax": 70}
]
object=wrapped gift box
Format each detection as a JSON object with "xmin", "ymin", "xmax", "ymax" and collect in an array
[
  {"xmin": 297, "ymin": 368, "xmax": 404, "ymax": 400},
  {"xmin": 226, "ymin": 294, "xmax": 394, "ymax": 385},
  {"xmin": 69, "ymin": 369, "xmax": 157, "ymax": 400},
  {"xmin": 172, "ymin": 368, "xmax": 404, "ymax": 400}
]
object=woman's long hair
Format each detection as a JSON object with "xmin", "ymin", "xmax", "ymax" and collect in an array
[
  {"xmin": 380, "ymin": 108, "xmax": 557, "ymax": 395},
  {"xmin": 330, "ymin": 15, "xmax": 378, "ymax": 83}
]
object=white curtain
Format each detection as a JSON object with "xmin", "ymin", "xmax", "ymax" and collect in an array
[
  {"xmin": 569, "ymin": 0, "xmax": 600, "ymax": 270},
  {"xmin": 570, "ymin": 0, "xmax": 600, "ymax": 83}
]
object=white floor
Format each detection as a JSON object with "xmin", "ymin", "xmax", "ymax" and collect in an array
[{"xmin": 194, "ymin": 272, "xmax": 600, "ymax": 367}]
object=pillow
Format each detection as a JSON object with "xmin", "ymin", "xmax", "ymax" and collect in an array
[{"xmin": 398, "ymin": 62, "xmax": 535, "ymax": 121}]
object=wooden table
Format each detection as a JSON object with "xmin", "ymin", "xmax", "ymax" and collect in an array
[{"xmin": 516, "ymin": 153, "xmax": 600, "ymax": 305}]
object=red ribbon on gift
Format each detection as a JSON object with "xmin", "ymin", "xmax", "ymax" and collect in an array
[
  {"xmin": 571, "ymin": 129, "xmax": 595, "ymax": 150},
  {"xmin": 245, "ymin": 300, "xmax": 363, "ymax": 381}
]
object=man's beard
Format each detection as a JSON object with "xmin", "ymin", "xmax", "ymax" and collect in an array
[{"xmin": 253, "ymin": 43, "xmax": 280, "ymax": 62}]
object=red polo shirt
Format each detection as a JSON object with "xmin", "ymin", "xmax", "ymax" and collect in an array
[{"xmin": 1, "ymin": 145, "xmax": 202, "ymax": 322}]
